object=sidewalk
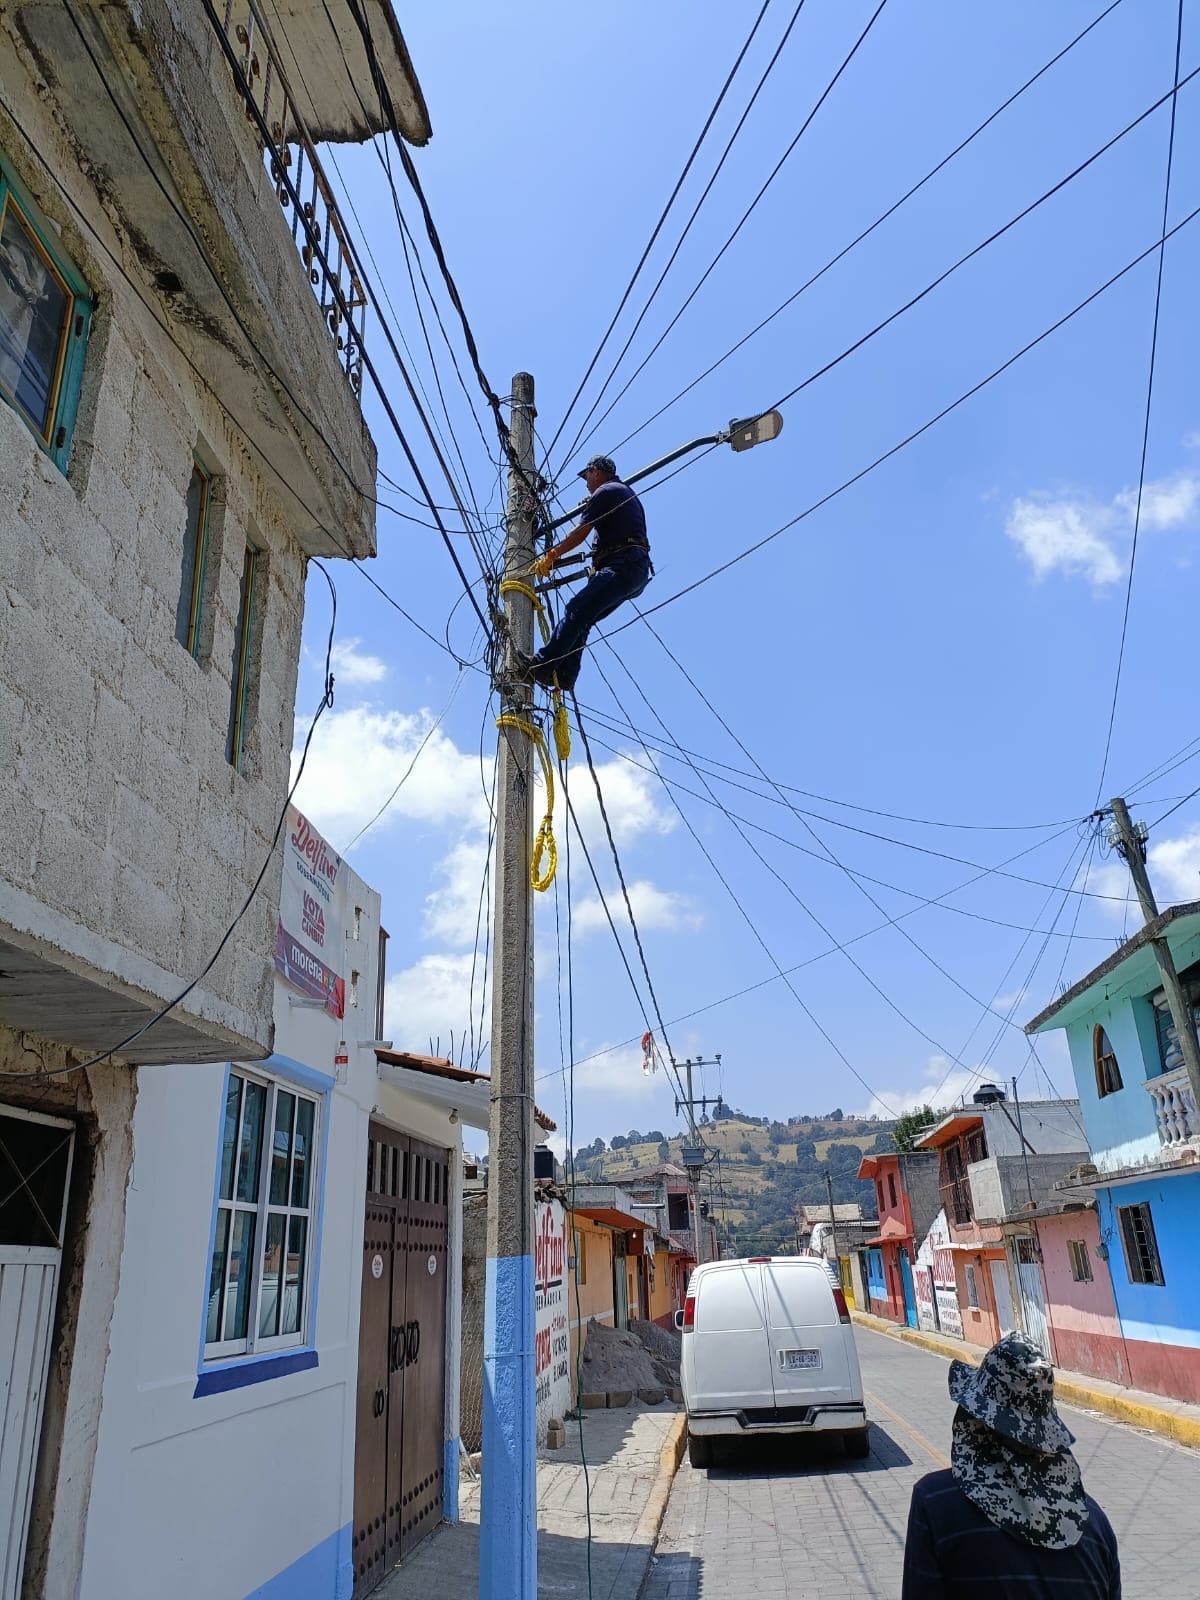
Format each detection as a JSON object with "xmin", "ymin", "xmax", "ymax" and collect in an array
[
  {"xmin": 852, "ymin": 1308, "xmax": 1200, "ymax": 1449},
  {"xmin": 375, "ymin": 1403, "xmax": 685, "ymax": 1600}
]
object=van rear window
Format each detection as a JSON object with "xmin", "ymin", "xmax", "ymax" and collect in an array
[
  {"xmin": 696, "ymin": 1265, "xmax": 764, "ymax": 1330},
  {"xmin": 764, "ymin": 1265, "xmax": 835, "ymax": 1330}
]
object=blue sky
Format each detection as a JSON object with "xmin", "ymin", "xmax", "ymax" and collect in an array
[{"xmin": 290, "ymin": 0, "xmax": 1200, "ymax": 1155}]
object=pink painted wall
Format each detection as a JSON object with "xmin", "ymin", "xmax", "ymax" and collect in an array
[{"xmin": 1037, "ymin": 1213, "xmax": 1128, "ymax": 1385}]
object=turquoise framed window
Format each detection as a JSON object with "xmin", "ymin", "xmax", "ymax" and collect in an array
[
  {"xmin": 227, "ymin": 540, "xmax": 258, "ymax": 769},
  {"xmin": 0, "ymin": 152, "xmax": 91, "ymax": 471},
  {"xmin": 175, "ymin": 457, "xmax": 211, "ymax": 658}
]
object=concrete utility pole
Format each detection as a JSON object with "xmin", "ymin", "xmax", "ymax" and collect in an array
[
  {"xmin": 481, "ymin": 372, "xmax": 538, "ymax": 1600},
  {"xmin": 676, "ymin": 1055, "xmax": 721, "ymax": 1265},
  {"xmin": 825, "ymin": 1169, "xmax": 841, "ymax": 1266},
  {"xmin": 1109, "ymin": 796, "xmax": 1200, "ymax": 1110}
]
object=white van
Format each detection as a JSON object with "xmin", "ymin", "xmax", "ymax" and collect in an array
[{"xmin": 677, "ymin": 1256, "xmax": 868, "ymax": 1467}]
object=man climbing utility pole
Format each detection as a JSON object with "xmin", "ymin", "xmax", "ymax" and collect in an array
[{"xmin": 480, "ymin": 373, "xmax": 538, "ymax": 1600}]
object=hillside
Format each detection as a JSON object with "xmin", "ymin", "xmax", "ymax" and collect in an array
[{"xmin": 568, "ymin": 1109, "xmax": 894, "ymax": 1256}]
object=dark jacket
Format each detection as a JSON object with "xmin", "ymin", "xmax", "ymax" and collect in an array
[{"xmin": 902, "ymin": 1471, "xmax": 1121, "ymax": 1599}]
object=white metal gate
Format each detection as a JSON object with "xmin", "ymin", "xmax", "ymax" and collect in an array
[
  {"xmin": 0, "ymin": 1105, "xmax": 74, "ymax": 1600},
  {"xmin": 988, "ymin": 1257, "xmax": 1016, "ymax": 1335},
  {"xmin": 1014, "ymin": 1236, "xmax": 1050, "ymax": 1358}
]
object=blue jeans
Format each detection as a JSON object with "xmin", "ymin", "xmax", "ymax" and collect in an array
[{"xmin": 534, "ymin": 556, "xmax": 651, "ymax": 691}]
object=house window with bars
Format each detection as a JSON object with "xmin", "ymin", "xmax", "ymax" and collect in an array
[
  {"xmin": 1093, "ymin": 1026, "xmax": 1123, "ymax": 1098},
  {"xmin": 1117, "ymin": 1202, "xmax": 1163, "ymax": 1287},
  {"xmin": 1067, "ymin": 1239, "xmax": 1093, "ymax": 1283}
]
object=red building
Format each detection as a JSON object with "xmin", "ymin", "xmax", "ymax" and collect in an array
[{"xmin": 857, "ymin": 1150, "xmax": 941, "ymax": 1327}]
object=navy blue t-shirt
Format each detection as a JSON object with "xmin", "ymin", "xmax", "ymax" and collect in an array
[
  {"xmin": 584, "ymin": 479, "xmax": 649, "ymax": 565},
  {"xmin": 903, "ymin": 1472, "xmax": 1120, "ymax": 1600}
]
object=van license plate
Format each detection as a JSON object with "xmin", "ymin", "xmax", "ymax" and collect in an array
[{"xmin": 781, "ymin": 1348, "xmax": 822, "ymax": 1371}]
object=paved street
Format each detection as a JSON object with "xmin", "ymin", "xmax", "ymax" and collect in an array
[{"xmin": 642, "ymin": 1326, "xmax": 1200, "ymax": 1599}]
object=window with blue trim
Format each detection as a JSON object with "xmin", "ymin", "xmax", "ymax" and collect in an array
[
  {"xmin": 0, "ymin": 153, "xmax": 91, "ymax": 471},
  {"xmin": 206, "ymin": 1067, "xmax": 319, "ymax": 1359}
]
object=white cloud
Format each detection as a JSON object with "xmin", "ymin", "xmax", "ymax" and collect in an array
[
  {"xmin": 855, "ymin": 1056, "xmax": 984, "ymax": 1119},
  {"xmin": 329, "ymin": 637, "xmax": 387, "ymax": 685},
  {"xmin": 424, "ymin": 835, "xmax": 493, "ymax": 947},
  {"xmin": 572, "ymin": 879, "xmax": 701, "ymax": 937},
  {"xmin": 1114, "ymin": 472, "xmax": 1200, "ymax": 531},
  {"xmin": 383, "ymin": 953, "xmax": 482, "ymax": 1058},
  {"xmin": 292, "ymin": 705, "xmax": 486, "ymax": 846},
  {"xmin": 568, "ymin": 1041, "xmax": 665, "ymax": 1102},
  {"xmin": 1005, "ymin": 469, "xmax": 1200, "ymax": 586},
  {"xmin": 557, "ymin": 753, "xmax": 676, "ymax": 850},
  {"xmin": 1004, "ymin": 496, "xmax": 1123, "ymax": 586},
  {"xmin": 1150, "ymin": 825, "xmax": 1200, "ymax": 905}
]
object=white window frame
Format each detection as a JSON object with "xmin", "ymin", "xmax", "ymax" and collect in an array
[
  {"xmin": 204, "ymin": 1065, "xmax": 321, "ymax": 1361},
  {"xmin": 965, "ymin": 1262, "xmax": 980, "ymax": 1309}
]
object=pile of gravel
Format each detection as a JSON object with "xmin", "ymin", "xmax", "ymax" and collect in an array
[
  {"xmin": 581, "ymin": 1319, "xmax": 678, "ymax": 1392},
  {"xmin": 630, "ymin": 1317, "xmax": 682, "ymax": 1371}
]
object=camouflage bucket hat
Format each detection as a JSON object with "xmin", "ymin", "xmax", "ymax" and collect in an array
[{"xmin": 949, "ymin": 1333, "xmax": 1088, "ymax": 1551}]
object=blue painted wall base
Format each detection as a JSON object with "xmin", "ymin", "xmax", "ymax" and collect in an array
[
  {"xmin": 444, "ymin": 1436, "xmax": 461, "ymax": 1522},
  {"xmin": 480, "ymin": 1254, "xmax": 536, "ymax": 1600},
  {"xmin": 242, "ymin": 1522, "xmax": 351, "ymax": 1600}
]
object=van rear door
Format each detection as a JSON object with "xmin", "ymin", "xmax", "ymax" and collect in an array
[
  {"xmin": 763, "ymin": 1263, "xmax": 861, "ymax": 1407},
  {"xmin": 690, "ymin": 1263, "xmax": 775, "ymax": 1412}
]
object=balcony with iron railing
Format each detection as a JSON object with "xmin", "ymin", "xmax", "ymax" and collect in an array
[
  {"xmin": 210, "ymin": 0, "xmax": 370, "ymax": 393},
  {"xmin": 939, "ymin": 1175, "xmax": 974, "ymax": 1228}
]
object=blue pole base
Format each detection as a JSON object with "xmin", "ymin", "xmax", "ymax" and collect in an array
[{"xmin": 480, "ymin": 1253, "xmax": 537, "ymax": 1600}]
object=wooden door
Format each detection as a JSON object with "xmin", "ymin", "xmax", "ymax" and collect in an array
[
  {"xmin": 353, "ymin": 1125, "xmax": 407, "ymax": 1597},
  {"xmin": 353, "ymin": 1126, "xmax": 448, "ymax": 1595},
  {"xmin": 399, "ymin": 1138, "xmax": 448, "ymax": 1558}
]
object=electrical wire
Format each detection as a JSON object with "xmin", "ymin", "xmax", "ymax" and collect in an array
[
  {"xmin": 1, "ymin": 564, "xmax": 339, "ymax": 1079},
  {"xmin": 1092, "ymin": 0, "xmax": 1186, "ymax": 802},
  {"xmin": 543, "ymin": 0, "xmax": 774, "ymax": 467},
  {"xmin": 604, "ymin": 0, "xmax": 1128, "ymax": 461},
  {"xmin": 562, "ymin": 0, "xmax": 891, "ymax": 471},
  {"xmin": 613, "ymin": 196, "xmax": 1200, "ymax": 630},
  {"xmin": 340, "ymin": 675, "xmax": 467, "ymax": 853}
]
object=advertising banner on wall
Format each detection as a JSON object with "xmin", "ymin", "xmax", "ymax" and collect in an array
[
  {"xmin": 275, "ymin": 806, "xmax": 347, "ymax": 1018},
  {"xmin": 534, "ymin": 1198, "xmax": 572, "ymax": 1434},
  {"xmin": 914, "ymin": 1209, "xmax": 963, "ymax": 1339}
]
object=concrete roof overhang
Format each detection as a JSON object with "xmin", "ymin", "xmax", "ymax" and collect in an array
[
  {"xmin": 1025, "ymin": 902, "xmax": 1200, "ymax": 1034},
  {"xmin": 374, "ymin": 1048, "xmax": 557, "ymax": 1134},
  {"xmin": 260, "ymin": 0, "xmax": 432, "ymax": 145},
  {"xmin": 914, "ymin": 1111, "xmax": 982, "ymax": 1149}
]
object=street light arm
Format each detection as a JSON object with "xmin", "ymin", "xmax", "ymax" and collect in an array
[
  {"xmin": 539, "ymin": 433, "xmax": 721, "ymax": 534},
  {"xmin": 539, "ymin": 409, "xmax": 782, "ymax": 533}
]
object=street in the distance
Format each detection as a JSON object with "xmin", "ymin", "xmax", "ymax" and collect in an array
[{"xmin": 643, "ymin": 1327, "xmax": 1200, "ymax": 1600}]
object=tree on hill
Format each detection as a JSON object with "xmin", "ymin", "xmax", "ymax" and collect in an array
[
  {"xmin": 657, "ymin": 1141, "xmax": 670, "ymax": 1162},
  {"xmin": 871, "ymin": 1128, "xmax": 897, "ymax": 1154},
  {"xmin": 828, "ymin": 1107, "xmax": 844, "ymax": 1121},
  {"xmin": 626, "ymin": 1129, "xmax": 643, "ymax": 1144},
  {"xmin": 892, "ymin": 1105, "xmax": 939, "ymax": 1152}
]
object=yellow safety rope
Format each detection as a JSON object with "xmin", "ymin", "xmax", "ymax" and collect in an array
[
  {"xmin": 495, "ymin": 713, "xmax": 557, "ymax": 892},
  {"xmin": 498, "ymin": 576, "xmax": 573, "ymax": 768}
]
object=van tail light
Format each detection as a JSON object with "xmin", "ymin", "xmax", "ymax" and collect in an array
[
  {"xmin": 748, "ymin": 1256, "xmax": 772, "ymax": 1263},
  {"xmin": 833, "ymin": 1287, "xmax": 851, "ymax": 1324},
  {"xmin": 682, "ymin": 1294, "xmax": 696, "ymax": 1331}
]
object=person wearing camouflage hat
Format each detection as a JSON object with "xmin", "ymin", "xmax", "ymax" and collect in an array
[
  {"xmin": 520, "ymin": 455, "xmax": 652, "ymax": 693},
  {"xmin": 902, "ymin": 1331, "xmax": 1120, "ymax": 1597}
]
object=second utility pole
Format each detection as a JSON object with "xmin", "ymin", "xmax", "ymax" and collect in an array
[
  {"xmin": 1109, "ymin": 797, "xmax": 1200, "ymax": 1111},
  {"xmin": 481, "ymin": 372, "xmax": 538, "ymax": 1600}
]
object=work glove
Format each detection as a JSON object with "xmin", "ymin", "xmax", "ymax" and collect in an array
[{"xmin": 531, "ymin": 550, "xmax": 557, "ymax": 580}]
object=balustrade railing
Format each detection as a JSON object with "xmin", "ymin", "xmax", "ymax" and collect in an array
[
  {"xmin": 210, "ymin": 0, "xmax": 368, "ymax": 392},
  {"xmin": 1144, "ymin": 1066, "xmax": 1200, "ymax": 1150},
  {"xmin": 939, "ymin": 1175, "xmax": 973, "ymax": 1227}
]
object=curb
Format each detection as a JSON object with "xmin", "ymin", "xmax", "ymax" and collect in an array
[
  {"xmin": 633, "ymin": 1412, "xmax": 687, "ymax": 1549},
  {"xmin": 851, "ymin": 1310, "xmax": 1200, "ymax": 1450}
]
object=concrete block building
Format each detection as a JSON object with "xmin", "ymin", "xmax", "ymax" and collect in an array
[{"xmin": 0, "ymin": 4, "xmax": 429, "ymax": 1595}]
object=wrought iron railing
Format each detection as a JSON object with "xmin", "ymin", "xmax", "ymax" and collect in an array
[
  {"xmin": 209, "ymin": 0, "xmax": 368, "ymax": 392},
  {"xmin": 940, "ymin": 1175, "xmax": 973, "ymax": 1227}
]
